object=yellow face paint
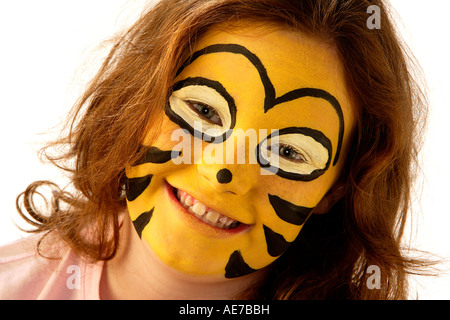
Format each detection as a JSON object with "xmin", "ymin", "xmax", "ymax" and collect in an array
[{"xmin": 125, "ymin": 23, "xmax": 355, "ymax": 278}]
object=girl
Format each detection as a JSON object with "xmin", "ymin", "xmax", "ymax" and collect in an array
[{"xmin": 1, "ymin": 0, "xmax": 431, "ymax": 299}]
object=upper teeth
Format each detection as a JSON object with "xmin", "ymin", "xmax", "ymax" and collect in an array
[{"xmin": 176, "ymin": 189, "xmax": 239, "ymax": 229}]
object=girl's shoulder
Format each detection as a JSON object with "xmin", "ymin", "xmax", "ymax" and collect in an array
[{"xmin": 0, "ymin": 234, "xmax": 104, "ymax": 300}]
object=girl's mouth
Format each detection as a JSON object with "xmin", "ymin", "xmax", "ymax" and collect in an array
[{"xmin": 172, "ymin": 187, "xmax": 242, "ymax": 230}]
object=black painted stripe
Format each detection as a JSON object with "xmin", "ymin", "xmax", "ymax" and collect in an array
[
  {"xmin": 132, "ymin": 208, "xmax": 154, "ymax": 238},
  {"xmin": 263, "ymin": 225, "xmax": 291, "ymax": 257},
  {"xmin": 225, "ymin": 250, "xmax": 257, "ymax": 278},
  {"xmin": 125, "ymin": 174, "xmax": 152, "ymax": 202},
  {"xmin": 268, "ymin": 194, "xmax": 313, "ymax": 226},
  {"xmin": 136, "ymin": 146, "xmax": 181, "ymax": 165}
]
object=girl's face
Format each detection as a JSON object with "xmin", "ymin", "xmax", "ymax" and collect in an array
[{"xmin": 125, "ymin": 23, "xmax": 355, "ymax": 278}]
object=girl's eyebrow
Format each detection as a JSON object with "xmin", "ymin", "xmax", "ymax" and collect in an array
[{"xmin": 177, "ymin": 43, "xmax": 344, "ymax": 166}]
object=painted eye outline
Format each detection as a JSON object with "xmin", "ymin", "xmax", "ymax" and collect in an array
[
  {"xmin": 165, "ymin": 77, "xmax": 237, "ymax": 143},
  {"xmin": 256, "ymin": 127, "xmax": 332, "ymax": 181}
]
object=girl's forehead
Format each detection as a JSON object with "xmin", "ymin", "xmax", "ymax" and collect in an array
[{"xmin": 196, "ymin": 25, "xmax": 339, "ymax": 84}]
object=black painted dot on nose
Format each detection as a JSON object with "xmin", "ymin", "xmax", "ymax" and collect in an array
[{"xmin": 216, "ymin": 169, "xmax": 233, "ymax": 184}]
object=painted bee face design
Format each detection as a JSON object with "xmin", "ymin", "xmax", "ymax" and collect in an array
[{"xmin": 125, "ymin": 24, "xmax": 355, "ymax": 278}]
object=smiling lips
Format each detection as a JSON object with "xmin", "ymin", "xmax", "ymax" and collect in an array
[{"xmin": 174, "ymin": 188, "xmax": 241, "ymax": 229}]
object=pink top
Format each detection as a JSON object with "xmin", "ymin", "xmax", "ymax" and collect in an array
[{"xmin": 0, "ymin": 235, "xmax": 104, "ymax": 300}]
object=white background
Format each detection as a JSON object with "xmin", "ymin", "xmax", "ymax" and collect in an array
[{"xmin": 0, "ymin": 0, "xmax": 449, "ymax": 299}]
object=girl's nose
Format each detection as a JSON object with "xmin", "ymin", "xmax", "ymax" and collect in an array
[{"xmin": 196, "ymin": 162, "xmax": 260, "ymax": 196}]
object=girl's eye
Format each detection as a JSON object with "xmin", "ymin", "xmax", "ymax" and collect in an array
[
  {"xmin": 269, "ymin": 144, "xmax": 306, "ymax": 163},
  {"xmin": 257, "ymin": 127, "xmax": 331, "ymax": 181},
  {"xmin": 187, "ymin": 100, "xmax": 222, "ymax": 126}
]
